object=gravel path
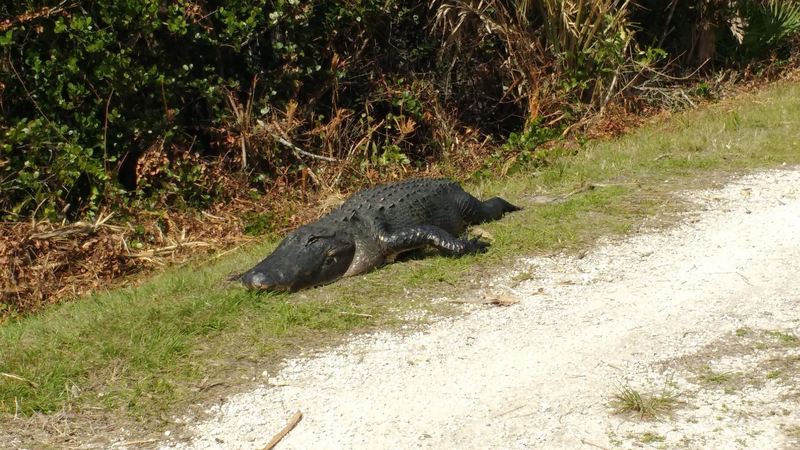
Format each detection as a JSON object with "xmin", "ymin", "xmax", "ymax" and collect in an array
[{"xmin": 158, "ymin": 169, "xmax": 800, "ymax": 450}]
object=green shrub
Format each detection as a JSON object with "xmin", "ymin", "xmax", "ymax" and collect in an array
[
  {"xmin": 0, "ymin": 1, "xmax": 436, "ymax": 220},
  {"xmin": 1, "ymin": 0, "xmax": 265, "ymax": 219},
  {"xmin": 740, "ymin": 0, "xmax": 800, "ymax": 59}
]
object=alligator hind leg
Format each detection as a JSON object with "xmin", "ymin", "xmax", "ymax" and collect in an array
[{"xmin": 379, "ymin": 225, "xmax": 488, "ymax": 257}]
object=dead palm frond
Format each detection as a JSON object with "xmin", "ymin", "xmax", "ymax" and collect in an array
[{"xmin": 432, "ymin": 0, "xmax": 641, "ymax": 115}]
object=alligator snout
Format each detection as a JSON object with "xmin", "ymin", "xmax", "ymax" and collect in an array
[
  {"xmin": 240, "ymin": 271, "xmax": 293, "ymax": 292},
  {"xmin": 240, "ymin": 225, "xmax": 357, "ymax": 292}
]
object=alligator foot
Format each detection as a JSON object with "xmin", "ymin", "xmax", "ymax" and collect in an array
[{"xmin": 464, "ymin": 236, "xmax": 490, "ymax": 254}]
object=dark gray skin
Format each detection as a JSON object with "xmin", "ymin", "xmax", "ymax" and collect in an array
[{"xmin": 240, "ymin": 178, "xmax": 520, "ymax": 291}]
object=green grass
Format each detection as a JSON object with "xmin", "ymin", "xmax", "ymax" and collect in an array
[
  {"xmin": 767, "ymin": 331, "xmax": 799, "ymax": 347},
  {"xmin": 3, "ymin": 81, "xmax": 800, "ymax": 433},
  {"xmin": 610, "ymin": 384, "xmax": 679, "ymax": 419},
  {"xmin": 639, "ymin": 431, "xmax": 666, "ymax": 444},
  {"xmin": 0, "ymin": 273, "xmax": 377, "ymax": 419},
  {"xmin": 766, "ymin": 370, "xmax": 783, "ymax": 379},
  {"xmin": 736, "ymin": 327, "xmax": 751, "ymax": 337},
  {"xmin": 672, "ymin": 327, "xmax": 800, "ymax": 404},
  {"xmin": 697, "ymin": 365, "xmax": 735, "ymax": 385}
]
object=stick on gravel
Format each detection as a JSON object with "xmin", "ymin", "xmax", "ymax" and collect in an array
[{"xmin": 262, "ymin": 411, "xmax": 303, "ymax": 450}]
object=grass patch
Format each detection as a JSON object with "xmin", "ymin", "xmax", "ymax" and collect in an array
[
  {"xmin": 3, "ymin": 81, "xmax": 800, "ymax": 438},
  {"xmin": 610, "ymin": 384, "xmax": 679, "ymax": 419},
  {"xmin": 640, "ymin": 431, "xmax": 666, "ymax": 444},
  {"xmin": 767, "ymin": 331, "xmax": 799, "ymax": 347},
  {"xmin": 736, "ymin": 327, "xmax": 751, "ymax": 337},
  {"xmin": 784, "ymin": 424, "xmax": 800, "ymax": 442},
  {"xmin": 697, "ymin": 365, "xmax": 735, "ymax": 385},
  {"xmin": 509, "ymin": 271, "xmax": 534, "ymax": 287},
  {"xmin": 666, "ymin": 327, "xmax": 800, "ymax": 402}
]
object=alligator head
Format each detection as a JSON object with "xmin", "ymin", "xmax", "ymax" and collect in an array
[{"xmin": 240, "ymin": 225, "xmax": 356, "ymax": 292}]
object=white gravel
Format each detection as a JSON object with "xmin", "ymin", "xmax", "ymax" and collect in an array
[{"xmin": 157, "ymin": 168, "xmax": 800, "ymax": 450}]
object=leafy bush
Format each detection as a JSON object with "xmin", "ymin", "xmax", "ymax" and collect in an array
[
  {"xmin": 1, "ymin": 0, "xmax": 268, "ymax": 219},
  {"xmin": 739, "ymin": 0, "xmax": 800, "ymax": 59},
  {"xmin": 0, "ymin": 1, "xmax": 437, "ymax": 220}
]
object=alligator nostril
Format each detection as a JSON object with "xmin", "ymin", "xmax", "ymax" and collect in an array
[
  {"xmin": 243, "ymin": 272, "xmax": 269, "ymax": 289},
  {"xmin": 251, "ymin": 273, "xmax": 266, "ymax": 286}
]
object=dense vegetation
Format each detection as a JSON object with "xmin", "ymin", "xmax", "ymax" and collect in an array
[{"xmin": 1, "ymin": 0, "xmax": 799, "ymax": 221}]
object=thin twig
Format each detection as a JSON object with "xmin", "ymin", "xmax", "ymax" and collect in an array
[
  {"xmin": 119, "ymin": 439, "xmax": 158, "ymax": 447},
  {"xmin": 197, "ymin": 381, "xmax": 225, "ymax": 392},
  {"xmin": 679, "ymin": 89, "xmax": 696, "ymax": 108},
  {"xmin": 263, "ymin": 411, "xmax": 303, "ymax": 450},
  {"xmin": 339, "ymin": 311, "xmax": 373, "ymax": 318},
  {"xmin": 492, "ymin": 404, "xmax": 526, "ymax": 418},
  {"xmin": 274, "ymin": 135, "xmax": 338, "ymax": 162},
  {"xmin": 240, "ymin": 134, "xmax": 248, "ymax": 169},
  {"xmin": 347, "ymin": 119, "xmax": 385, "ymax": 158},
  {"xmin": 643, "ymin": 58, "xmax": 709, "ymax": 82},
  {"xmin": 200, "ymin": 210, "xmax": 226, "ymax": 221},
  {"xmin": 1, "ymin": 372, "xmax": 38, "ymax": 388},
  {"xmin": 8, "ymin": 59, "xmax": 63, "ymax": 139},
  {"xmin": 125, "ymin": 241, "xmax": 210, "ymax": 258},
  {"xmin": 242, "ymin": 76, "xmax": 258, "ymax": 169},
  {"xmin": 28, "ymin": 213, "xmax": 121, "ymax": 240},
  {"xmin": 209, "ymin": 242, "xmax": 251, "ymax": 263},
  {"xmin": 657, "ymin": 0, "xmax": 679, "ymax": 49},
  {"xmin": 0, "ymin": 1, "xmax": 71, "ymax": 32},
  {"xmin": 447, "ymin": 294, "xmax": 518, "ymax": 306},
  {"xmin": 103, "ymin": 88, "xmax": 114, "ymax": 171}
]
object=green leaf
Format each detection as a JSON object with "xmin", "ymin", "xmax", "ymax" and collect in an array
[{"xmin": 0, "ymin": 30, "xmax": 13, "ymax": 46}]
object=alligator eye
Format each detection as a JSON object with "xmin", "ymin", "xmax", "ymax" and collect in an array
[{"xmin": 322, "ymin": 255, "xmax": 336, "ymax": 267}]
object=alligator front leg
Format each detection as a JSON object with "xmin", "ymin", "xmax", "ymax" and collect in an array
[{"xmin": 379, "ymin": 225, "xmax": 488, "ymax": 257}]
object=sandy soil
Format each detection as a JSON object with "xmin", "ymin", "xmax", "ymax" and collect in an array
[{"xmin": 156, "ymin": 168, "xmax": 800, "ymax": 450}]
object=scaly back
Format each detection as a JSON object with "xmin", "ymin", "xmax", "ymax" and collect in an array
[{"xmin": 322, "ymin": 178, "xmax": 469, "ymax": 236}]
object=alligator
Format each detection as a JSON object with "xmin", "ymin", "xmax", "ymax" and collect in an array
[{"xmin": 239, "ymin": 178, "xmax": 520, "ymax": 291}]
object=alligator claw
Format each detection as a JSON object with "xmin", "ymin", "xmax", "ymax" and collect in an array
[{"xmin": 466, "ymin": 237, "xmax": 490, "ymax": 254}]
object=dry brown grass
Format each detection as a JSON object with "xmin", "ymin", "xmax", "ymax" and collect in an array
[{"xmin": 0, "ymin": 206, "xmax": 256, "ymax": 320}]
